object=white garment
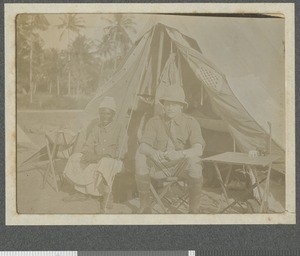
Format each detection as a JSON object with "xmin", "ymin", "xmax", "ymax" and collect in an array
[{"xmin": 64, "ymin": 153, "xmax": 123, "ymax": 196}]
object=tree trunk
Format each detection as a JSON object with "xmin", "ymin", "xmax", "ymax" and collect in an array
[
  {"xmin": 49, "ymin": 80, "xmax": 52, "ymax": 94},
  {"xmin": 29, "ymin": 40, "xmax": 33, "ymax": 103},
  {"xmin": 76, "ymin": 80, "xmax": 80, "ymax": 97},
  {"xmin": 57, "ymin": 76, "xmax": 60, "ymax": 96},
  {"xmin": 33, "ymin": 81, "xmax": 37, "ymax": 94},
  {"xmin": 68, "ymin": 52, "xmax": 71, "ymax": 95},
  {"xmin": 67, "ymin": 28, "xmax": 71, "ymax": 95}
]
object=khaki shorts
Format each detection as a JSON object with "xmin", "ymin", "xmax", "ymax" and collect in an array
[{"xmin": 135, "ymin": 152, "xmax": 203, "ymax": 179}]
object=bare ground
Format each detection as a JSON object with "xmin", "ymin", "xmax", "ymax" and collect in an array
[{"xmin": 17, "ymin": 110, "xmax": 285, "ymax": 214}]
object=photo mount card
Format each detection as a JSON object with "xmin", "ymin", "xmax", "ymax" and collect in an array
[{"xmin": 4, "ymin": 3, "xmax": 295, "ymax": 225}]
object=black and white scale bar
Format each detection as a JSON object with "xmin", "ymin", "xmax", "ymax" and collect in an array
[
  {"xmin": 199, "ymin": 250, "xmax": 300, "ymax": 256},
  {"xmin": 78, "ymin": 251, "xmax": 300, "ymax": 256},
  {"xmin": 78, "ymin": 252, "xmax": 191, "ymax": 256},
  {"xmin": 0, "ymin": 253, "xmax": 77, "ymax": 256}
]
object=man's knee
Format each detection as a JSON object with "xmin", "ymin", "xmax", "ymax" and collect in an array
[
  {"xmin": 135, "ymin": 148, "xmax": 150, "ymax": 175},
  {"xmin": 186, "ymin": 156, "xmax": 203, "ymax": 178}
]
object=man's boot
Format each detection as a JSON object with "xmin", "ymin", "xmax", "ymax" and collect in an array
[
  {"xmin": 188, "ymin": 176, "xmax": 203, "ymax": 214},
  {"xmin": 135, "ymin": 174, "xmax": 152, "ymax": 213}
]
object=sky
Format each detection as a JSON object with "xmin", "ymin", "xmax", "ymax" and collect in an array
[{"xmin": 39, "ymin": 14, "xmax": 147, "ymax": 50}]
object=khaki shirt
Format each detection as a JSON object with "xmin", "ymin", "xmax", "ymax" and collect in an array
[
  {"xmin": 82, "ymin": 121, "xmax": 126, "ymax": 159},
  {"xmin": 140, "ymin": 113, "xmax": 206, "ymax": 151}
]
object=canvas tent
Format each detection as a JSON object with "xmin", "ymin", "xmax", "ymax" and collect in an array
[
  {"xmin": 81, "ymin": 18, "xmax": 285, "ymax": 172},
  {"xmin": 17, "ymin": 124, "xmax": 38, "ymax": 151}
]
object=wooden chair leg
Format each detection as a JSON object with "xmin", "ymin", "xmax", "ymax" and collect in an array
[
  {"xmin": 43, "ymin": 164, "xmax": 50, "ymax": 188},
  {"xmin": 150, "ymin": 184, "xmax": 168, "ymax": 213},
  {"xmin": 45, "ymin": 141, "xmax": 59, "ymax": 193}
]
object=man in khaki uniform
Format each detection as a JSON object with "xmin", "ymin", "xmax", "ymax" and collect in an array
[{"xmin": 135, "ymin": 86, "xmax": 205, "ymax": 213}]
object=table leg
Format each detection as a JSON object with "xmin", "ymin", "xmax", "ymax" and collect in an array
[
  {"xmin": 250, "ymin": 166, "xmax": 263, "ymax": 203},
  {"xmin": 213, "ymin": 162, "xmax": 229, "ymax": 204},
  {"xmin": 224, "ymin": 164, "xmax": 233, "ymax": 186},
  {"xmin": 260, "ymin": 164, "xmax": 272, "ymax": 213}
]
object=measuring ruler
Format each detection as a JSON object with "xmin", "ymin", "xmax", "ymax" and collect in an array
[{"xmin": 0, "ymin": 251, "xmax": 299, "ymax": 256}]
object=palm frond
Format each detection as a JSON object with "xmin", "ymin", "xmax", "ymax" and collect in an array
[{"xmin": 100, "ymin": 17, "xmax": 114, "ymax": 24}]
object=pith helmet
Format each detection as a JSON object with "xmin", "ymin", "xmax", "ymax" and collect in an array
[
  {"xmin": 98, "ymin": 96, "xmax": 117, "ymax": 112},
  {"xmin": 159, "ymin": 86, "xmax": 188, "ymax": 108}
]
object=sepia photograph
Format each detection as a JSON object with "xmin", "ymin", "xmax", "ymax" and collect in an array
[{"xmin": 5, "ymin": 3, "xmax": 295, "ymax": 224}]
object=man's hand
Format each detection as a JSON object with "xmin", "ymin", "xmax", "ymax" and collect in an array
[
  {"xmin": 164, "ymin": 150, "xmax": 184, "ymax": 162},
  {"xmin": 81, "ymin": 152, "xmax": 99, "ymax": 163},
  {"xmin": 149, "ymin": 150, "xmax": 166, "ymax": 163}
]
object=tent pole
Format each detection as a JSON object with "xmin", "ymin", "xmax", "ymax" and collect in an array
[
  {"xmin": 103, "ymin": 29, "xmax": 156, "ymax": 212},
  {"xmin": 267, "ymin": 121, "xmax": 272, "ymax": 155},
  {"xmin": 102, "ymin": 59, "xmax": 148, "ymax": 213},
  {"xmin": 156, "ymin": 30, "xmax": 164, "ymax": 85},
  {"xmin": 177, "ymin": 49, "xmax": 183, "ymax": 87},
  {"xmin": 233, "ymin": 137, "xmax": 236, "ymax": 152}
]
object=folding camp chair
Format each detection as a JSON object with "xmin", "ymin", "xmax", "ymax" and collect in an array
[
  {"xmin": 43, "ymin": 129, "xmax": 79, "ymax": 192},
  {"xmin": 150, "ymin": 178, "xmax": 189, "ymax": 213},
  {"xmin": 149, "ymin": 159, "xmax": 189, "ymax": 214}
]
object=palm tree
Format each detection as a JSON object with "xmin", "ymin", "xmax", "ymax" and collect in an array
[
  {"xmin": 31, "ymin": 40, "xmax": 45, "ymax": 94},
  {"xmin": 96, "ymin": 33, "xmax": 115, "ymax": 72},
  {"xmin": 17, "ymin": 14, "xmax": 49, "ymax": 103},
  {"xmin": 69, "ymin": 35, "xmax": 95, "ymax": 95},
  {"xmin": 43, "ymin": 48, "xmax": 64, "ymax": 95},
  {"xmin": 57, "ymin": 14, "xmax": 85, "ymax": 95},
  {"xmin": 102, "ymin": 14, "xmax": 136, "ymax": 70}
]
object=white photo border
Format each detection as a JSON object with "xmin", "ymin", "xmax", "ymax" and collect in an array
[{"xmin": 5, "ymin": 3, "xmax": 295, "ymax": 225}]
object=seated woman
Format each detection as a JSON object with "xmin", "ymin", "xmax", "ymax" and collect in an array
[{"xmin": 63, "ymin": 96, "xmax": 126, "ymax": 210}]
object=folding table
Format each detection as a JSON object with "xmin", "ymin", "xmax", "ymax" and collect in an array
[{"xmin": 202, "ymin": 152, "xmax": 281, "ymax": 213}]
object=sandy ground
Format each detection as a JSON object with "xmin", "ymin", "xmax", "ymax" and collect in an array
[
  {"xmin": 17, "ymin": 166, "xmax": 236, "ymax": 214},
  {"xmin": 17, "ymin": 162, "xmax": 284, "ymax": 214},
  {"xmin": 17, "ymin": 169, "xmax": 100, "ymax": 214},
  {"xmin": 17, "ymin": 110, "xmax": 285, "ymax": 214}
]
